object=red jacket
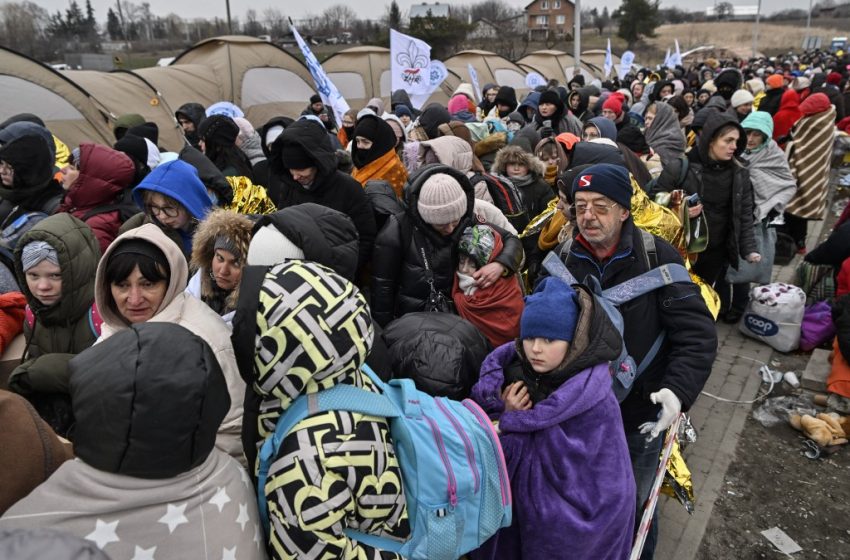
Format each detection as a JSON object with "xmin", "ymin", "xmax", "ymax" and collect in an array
[
  {"xmin": 772, "ymin": 89, "xmax": 802, "ymax": 146},
  {"xmin": 59, "ymin": 144, "xmax": 135, "ymax": 254}
]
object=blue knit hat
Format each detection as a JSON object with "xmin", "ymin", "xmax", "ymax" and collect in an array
[
  {"xmin": 520, "ymin": 278, "xmax": 579, "ymax": 342},
  {"xmin": 571, "ymin": 163, "xmax": 632, "ymax": 209}
]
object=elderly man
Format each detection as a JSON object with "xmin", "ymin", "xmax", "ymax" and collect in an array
[{"xmin": 555, "ymin": 163, "xmax": 717, "ymax": 559}]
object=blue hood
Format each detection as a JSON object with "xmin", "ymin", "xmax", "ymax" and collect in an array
[
  {"xmin": 587, "ymin": 116, "xmax": 618, "ymax": 141},
  {"xmin": 132, "ymin": 159, "xmax": 212, "ymax": 220}
]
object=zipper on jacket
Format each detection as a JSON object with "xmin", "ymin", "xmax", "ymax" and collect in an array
[
  {"xmin": 423, "ymin": 414, "xmax": 458, "ymax": 507},
  {"xmin": 462, "ymin": 400, "xmax": 512, "ymax": 507},
  {"xmin": 436, "ymin": 398, "xmax": 480, "ymax": 493}
]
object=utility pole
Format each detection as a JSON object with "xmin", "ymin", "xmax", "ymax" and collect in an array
[
  {"xmin": 752, "ymin": 0, "xmax": 762, "ymax": 58},
  {"xmin": 573, "ymin": 0, "xmax": 581, "ymax": 77},
  {"xmin": 805, "ymin": 0, "xmax": 813, "ymax": 46},
  {"xmin": 226, "ymin": 0, "xmax": 233, "ymax": 34}
]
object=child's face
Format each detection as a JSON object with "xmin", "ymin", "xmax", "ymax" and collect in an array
[
  {"xmin": 506, "ymin": 162, "xmax": 529, "ymax": 177},
  {"xmin": 458, "ymin": 254, "xmax": 479, "ymax": 275},
  {"xmin": 523, "ymin": 337, "xmax": 570, "ymax": 373}
]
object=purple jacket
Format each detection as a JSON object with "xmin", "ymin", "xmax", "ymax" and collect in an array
[{"xmin": 471, "ymin": 342, "xmax": 636, "ymax": 560}]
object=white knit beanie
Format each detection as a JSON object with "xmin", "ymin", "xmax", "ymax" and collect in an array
[
  {"xmin": 730, "ymin": 89, "xmax": 755, "ymax": 108},
  {"xmin": 246, "ymin": 224, "xmax": 306, "ymax": 266},
  {"xmin": 417, "ymin": 173, "xmax": 467, "ymax": 225}
]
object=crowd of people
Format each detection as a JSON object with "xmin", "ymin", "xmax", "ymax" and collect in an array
[{"xmin": 0, "ymin": 46, "xmax": 848, "ymax": 559}]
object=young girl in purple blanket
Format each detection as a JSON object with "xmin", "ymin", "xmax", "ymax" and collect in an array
[{"xmin": 471, "ymin": 277, "xmax": 636, "ymax": 560}]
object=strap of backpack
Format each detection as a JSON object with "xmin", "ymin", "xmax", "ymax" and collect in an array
[
  {"xmin": 543, "ymin": 250, "xmax": 578, "ymax": 286},
  {"xmin": 676, "ymin": 156, "xmax": 689, "ymax": 188},
  {"xmin": 601, "ymin": 263, "xmax": 691, "ymax": 305},
  {"xmin": 639, "ymin": 229, "xmax": 658, "ymax": 270}
]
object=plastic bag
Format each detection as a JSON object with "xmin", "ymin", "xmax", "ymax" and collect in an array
[
  {"xmin": 739, "ymin": 283, "xmax": 806, "ymax": 352},
  {"xmin": 799, "ymin": 301, "xmax": 836, "ymax": 352},
  {"xmin": 752, "ymin": 395, "xmax": 818, "ymax": 428},
  {"xmin": 726, "ymin": 222, "xmax": 776, "ymax": 285}
]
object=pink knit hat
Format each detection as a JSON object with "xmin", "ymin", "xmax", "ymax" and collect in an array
[{"xmin": 447, "ymin": 95, "xmax": 469, "ymax": 115}]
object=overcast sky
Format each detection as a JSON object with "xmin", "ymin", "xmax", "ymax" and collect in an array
[{"xmin": 35, "ymin": 0, "xmax": 814, "ymax": 23}]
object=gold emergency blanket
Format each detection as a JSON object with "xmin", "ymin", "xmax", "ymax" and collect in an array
[{"xmin": 661, "ymin": 440, "xmax": 695, "ymax": 514}]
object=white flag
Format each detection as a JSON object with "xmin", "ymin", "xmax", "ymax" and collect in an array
[
  {"xmin": 604, "ymin": 38, "xmax": 613, "ymax": 78},
  {"xmin": 291, "ymin": 25, "xmax": 349, "ymax": 124},
  {"xmin": 669, "ymin": 39, "xmax": 682, "ymax": 68},
  {"xmin": 391, "ymin": 29, "xmax": 434, "ymax": 97},
  {"xmin": 618, "ymin": 50, "xmax": 635, "ymax": 81},
  {"xmin": 525, "ymin": 72, "xmax": 547, "ymax": 89},
  {"xmin": 409, "ymin": 60, "xmax": 448, "ymax": 109},
  {"xmin": 662, "ymin": 48, "xmax": 671, "ymax": 69},
  {"xmin": 468, "ymin": 64, "xmax": 482, "ymax": 103}
]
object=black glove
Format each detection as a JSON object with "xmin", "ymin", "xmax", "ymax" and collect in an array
[{"xmin": 539, "ymin": 125, "xmax": 554, "ymax": 138}]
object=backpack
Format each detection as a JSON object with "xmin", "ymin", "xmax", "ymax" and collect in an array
[
  {"xmin": 469, "ymin": 172, "xmax": 530, "ymax": 232},
  {"xmin": 25, "ymin": 302, "xmax": 102, "ymax": 339},
  {"xmin": 544, "ymin": 230, "xmax": 692, "ymax": 401},
  {"xmin": 256, "ymin": 364, "xmax": 512, "ymax": 559},
  {"xmin": 0, "ymin": 211, "xmax": 50, "ymax": 273},
  {"xmin": 81, "ymin": 190, "xmax": 140, "ymax": 225}
]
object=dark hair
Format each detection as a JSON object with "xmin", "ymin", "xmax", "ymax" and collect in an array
[
  {"xmin": 104, "ymin": 248, "xmax": 170, "ymax": 286},
  {"xmin": 713, "ymin": 123, "xmax": 741, "ymax": 140}
]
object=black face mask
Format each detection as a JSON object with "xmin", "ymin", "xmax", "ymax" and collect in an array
[{"xmin": 343, "ymin": 125, "xmax": 355, "ymax": 138}]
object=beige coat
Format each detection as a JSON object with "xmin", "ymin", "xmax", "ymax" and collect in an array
[{"xmin": 94, "ymin": 224, "xmax": 246, "ymax": 464}]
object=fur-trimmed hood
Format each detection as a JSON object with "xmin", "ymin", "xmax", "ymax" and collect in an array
[
  {"xmin": 491, "ymin": 144, "xmax": 546, "ymax": 178},
  {"xmin": 190, "ymin": 209, "xmax": 254, "ymax": 314}
]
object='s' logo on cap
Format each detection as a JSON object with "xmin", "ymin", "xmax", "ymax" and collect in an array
[{"xmin": 578, "ymin": 175, "xmax": 592, "ymax": 187}]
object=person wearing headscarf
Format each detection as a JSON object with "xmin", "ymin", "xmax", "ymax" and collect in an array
[
  {"xmin": 0, "ymin": 322, "xmax": 264, "ymax": 559},
  {"xmin": 350, "ymin": 113, "xmax": 409, "ymax": 199},
  {"xmin": 477, "ymin": 82, "xmax": 500, "ymax": 120},
  {"xmin": 232, "ymin": 117, "xmax": 266, "ymax": 167},
  {"xmin": 644, "ymin": 101, "xmax": 686, "ymax": 167},
  {"xmin": 783, "ymin": 93, "xmax": 838, "ymax": 252},
  {"xmin": 197, "ymin": 115, "xmax": 255, "ymax": 181}
]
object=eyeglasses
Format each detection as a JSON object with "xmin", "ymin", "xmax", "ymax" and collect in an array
[
  {"xmin": 146, "ymin": 204, "xmax": 180, "ymax": 218},
  {"xmin": 574, "ymin": 201, "xmax": 619, "ymax": 216}
]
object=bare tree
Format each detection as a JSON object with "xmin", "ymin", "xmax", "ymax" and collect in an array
[
  {"xmin": 0, "ymin": 1, "xmax": 51, "ymax": 58},
  {"xmin": 318, "ymin": 4, "xmax": 356, "ymax": 36},
  {"xmin": 262, "ymin": 7, "xmax": 286, "ymax": 37}
]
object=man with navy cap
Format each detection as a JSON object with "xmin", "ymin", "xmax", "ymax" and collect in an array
[{"xmin": 557, "ymin": 163, "xmax": 717, "ymax": 559}]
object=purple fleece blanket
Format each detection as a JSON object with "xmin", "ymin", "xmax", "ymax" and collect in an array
[{"xmin": 470, "ymin": 342, "xmax": 636, "ymax": 560}]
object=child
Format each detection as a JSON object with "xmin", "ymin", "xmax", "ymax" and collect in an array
[
  {"xmin": 452, "ymin": 225, "xmax": 524, "ymax": 347},
  {"xmin": 491, "ymin": 145, "xmax": 555, "ymax": 219},
  {"xmin": 470, "ymin": 278, "xmax": 636, "ymax": 560}
]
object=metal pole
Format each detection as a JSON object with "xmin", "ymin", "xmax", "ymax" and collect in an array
[
  {"xmin": 574, "ymin": 0, "xmax": 581, "ymax": 75},
  {"xmin": 226, "ymin": 0, "xmax": 233, "ymax": 34},
  {"xmin": 805, "ymin": 0, "xmax": 813, "ymax": 37},
  {"xmin": 752, "ymin": 0, "xmax": 762, "ymax": 58}
]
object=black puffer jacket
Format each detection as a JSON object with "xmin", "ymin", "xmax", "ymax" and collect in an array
[
  {"xmin": 806, "ymin": 220, "xmax": 850, "ymax": 267},
  {"xmin": 757, "ymin": 87, "xmax": 785, "ymax": 116},
  {"xmin": 269, "ymin": 119, "xmax": 376, "ymax": 272},
  {"xmin": 651, "ymin": 111, "xmax": 757, "ymax": 266},
  {"xmin": 370, "ymin": 164, "xmax": 524, "ymax": 327},
  {"xmin": 382, "ymin": 312, "xmax": 490, "ymax": 400},
  {"xmin": 252, "ymin": 203, "xmax": 359, "ymax": 281},
  {"xmin": 559, "ymin": 220, "xmax": 717, "ymax": 431}
]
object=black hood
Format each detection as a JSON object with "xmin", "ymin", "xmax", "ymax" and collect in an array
[
  {"xmin": 0, "ymin": 113, "xmax": 46, "ymax": 128},
  {"xmin": 175, "ymin": 102, "xmax": 206, "ymax": 128},
  {"xmin": 418, "ymin": 104, "xmax": 452, "ymax": 139},
  {"xmin": 69, "ymin": 322, "xmax": 229, "ymax": 479},
  {"xmin": 568, "ymin": 87, "xmax": 593, "ymax": 118},
  {"xmin": 391, "ymin": 89, "xmax": 419, "ymax": 116},
  {"xmin": 404, "ymin": 163, "xmax": 475, "ymax": 245},
  {"xmin": 650, "ymin": 80, "xmax": 674, "ymax": 102},
  {"xmin": 252, "ymin": 202, "xmax": 359, "ymax": 281},
  {"xmin": 692, "ymin": 95, "xmax": 728, "ymax": 130},
  {"xmin": 270, "ymin": 119, "xmax": 337, "ymax": 183},
  {"xmin": 570, "ymin": 141, "xmax": 626, "ymax": 168},
  {"xmin": 695, "ymin": 111, "xmax": 746, "ymax": 165}
]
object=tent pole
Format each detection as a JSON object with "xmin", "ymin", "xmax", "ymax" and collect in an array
[{"xmin": 226, "ymin": 0, "xmax": 233, "ymax": 34}]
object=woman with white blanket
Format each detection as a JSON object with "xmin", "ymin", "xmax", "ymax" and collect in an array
[{"xmin": 718, "ymin": 111, "xmax": 797, "ymax": 323}]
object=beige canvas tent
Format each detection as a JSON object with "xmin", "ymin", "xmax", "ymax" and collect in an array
[
  {"xmin": 516, "ymin": 50, "xmax": 600, "ymax": 84},
  {"xmin": 168, "ymin": 36, "xmax": 317, "ymax": 127},
  {"xmin": 443, "ymin": 50, "xmax": 530, "ymax": 100},
  {"xmin": 0, "ymin": 46, "xmax": 116, "ymax": 149},
  {"xmin": 581, "ymin": 50, "xmax": 622, "ymax": 79},
  {"xmin": 322, "ymin": 46, "xmax": 461, "ymax": 112},
  {"xmin": 59, "ymin": 69, "xmax": 186, "ymax": 150}
]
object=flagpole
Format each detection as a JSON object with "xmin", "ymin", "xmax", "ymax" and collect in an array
[{"xmin": 752, "ymin": 0, "xmax": 762, "ymax": 57}]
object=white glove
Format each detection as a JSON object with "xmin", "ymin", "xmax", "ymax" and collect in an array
[
  {"xmin": 638, "ymin": 388, "xmax": 681, "ymax": 442},
  {"xmin": 746, "ymin": 252, "xmax": 762, "ymax": 263}
]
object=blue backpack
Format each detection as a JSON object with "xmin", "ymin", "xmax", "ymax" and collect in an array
[
  {"xmin": 542, "ymin": 236, "xmax": 692, "ymax": 401},
  {"xmin": 256, "ymin": 364, "xmax": 512, "ymax": 560}
]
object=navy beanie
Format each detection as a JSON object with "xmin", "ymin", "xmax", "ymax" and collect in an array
[
  {"xmin": 571, "ymin": 163, "xmax": 632, "ymax": 209},
  {"xmin": 521, "ymin": 278, "xmax": 579, "ymax": 342}
]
